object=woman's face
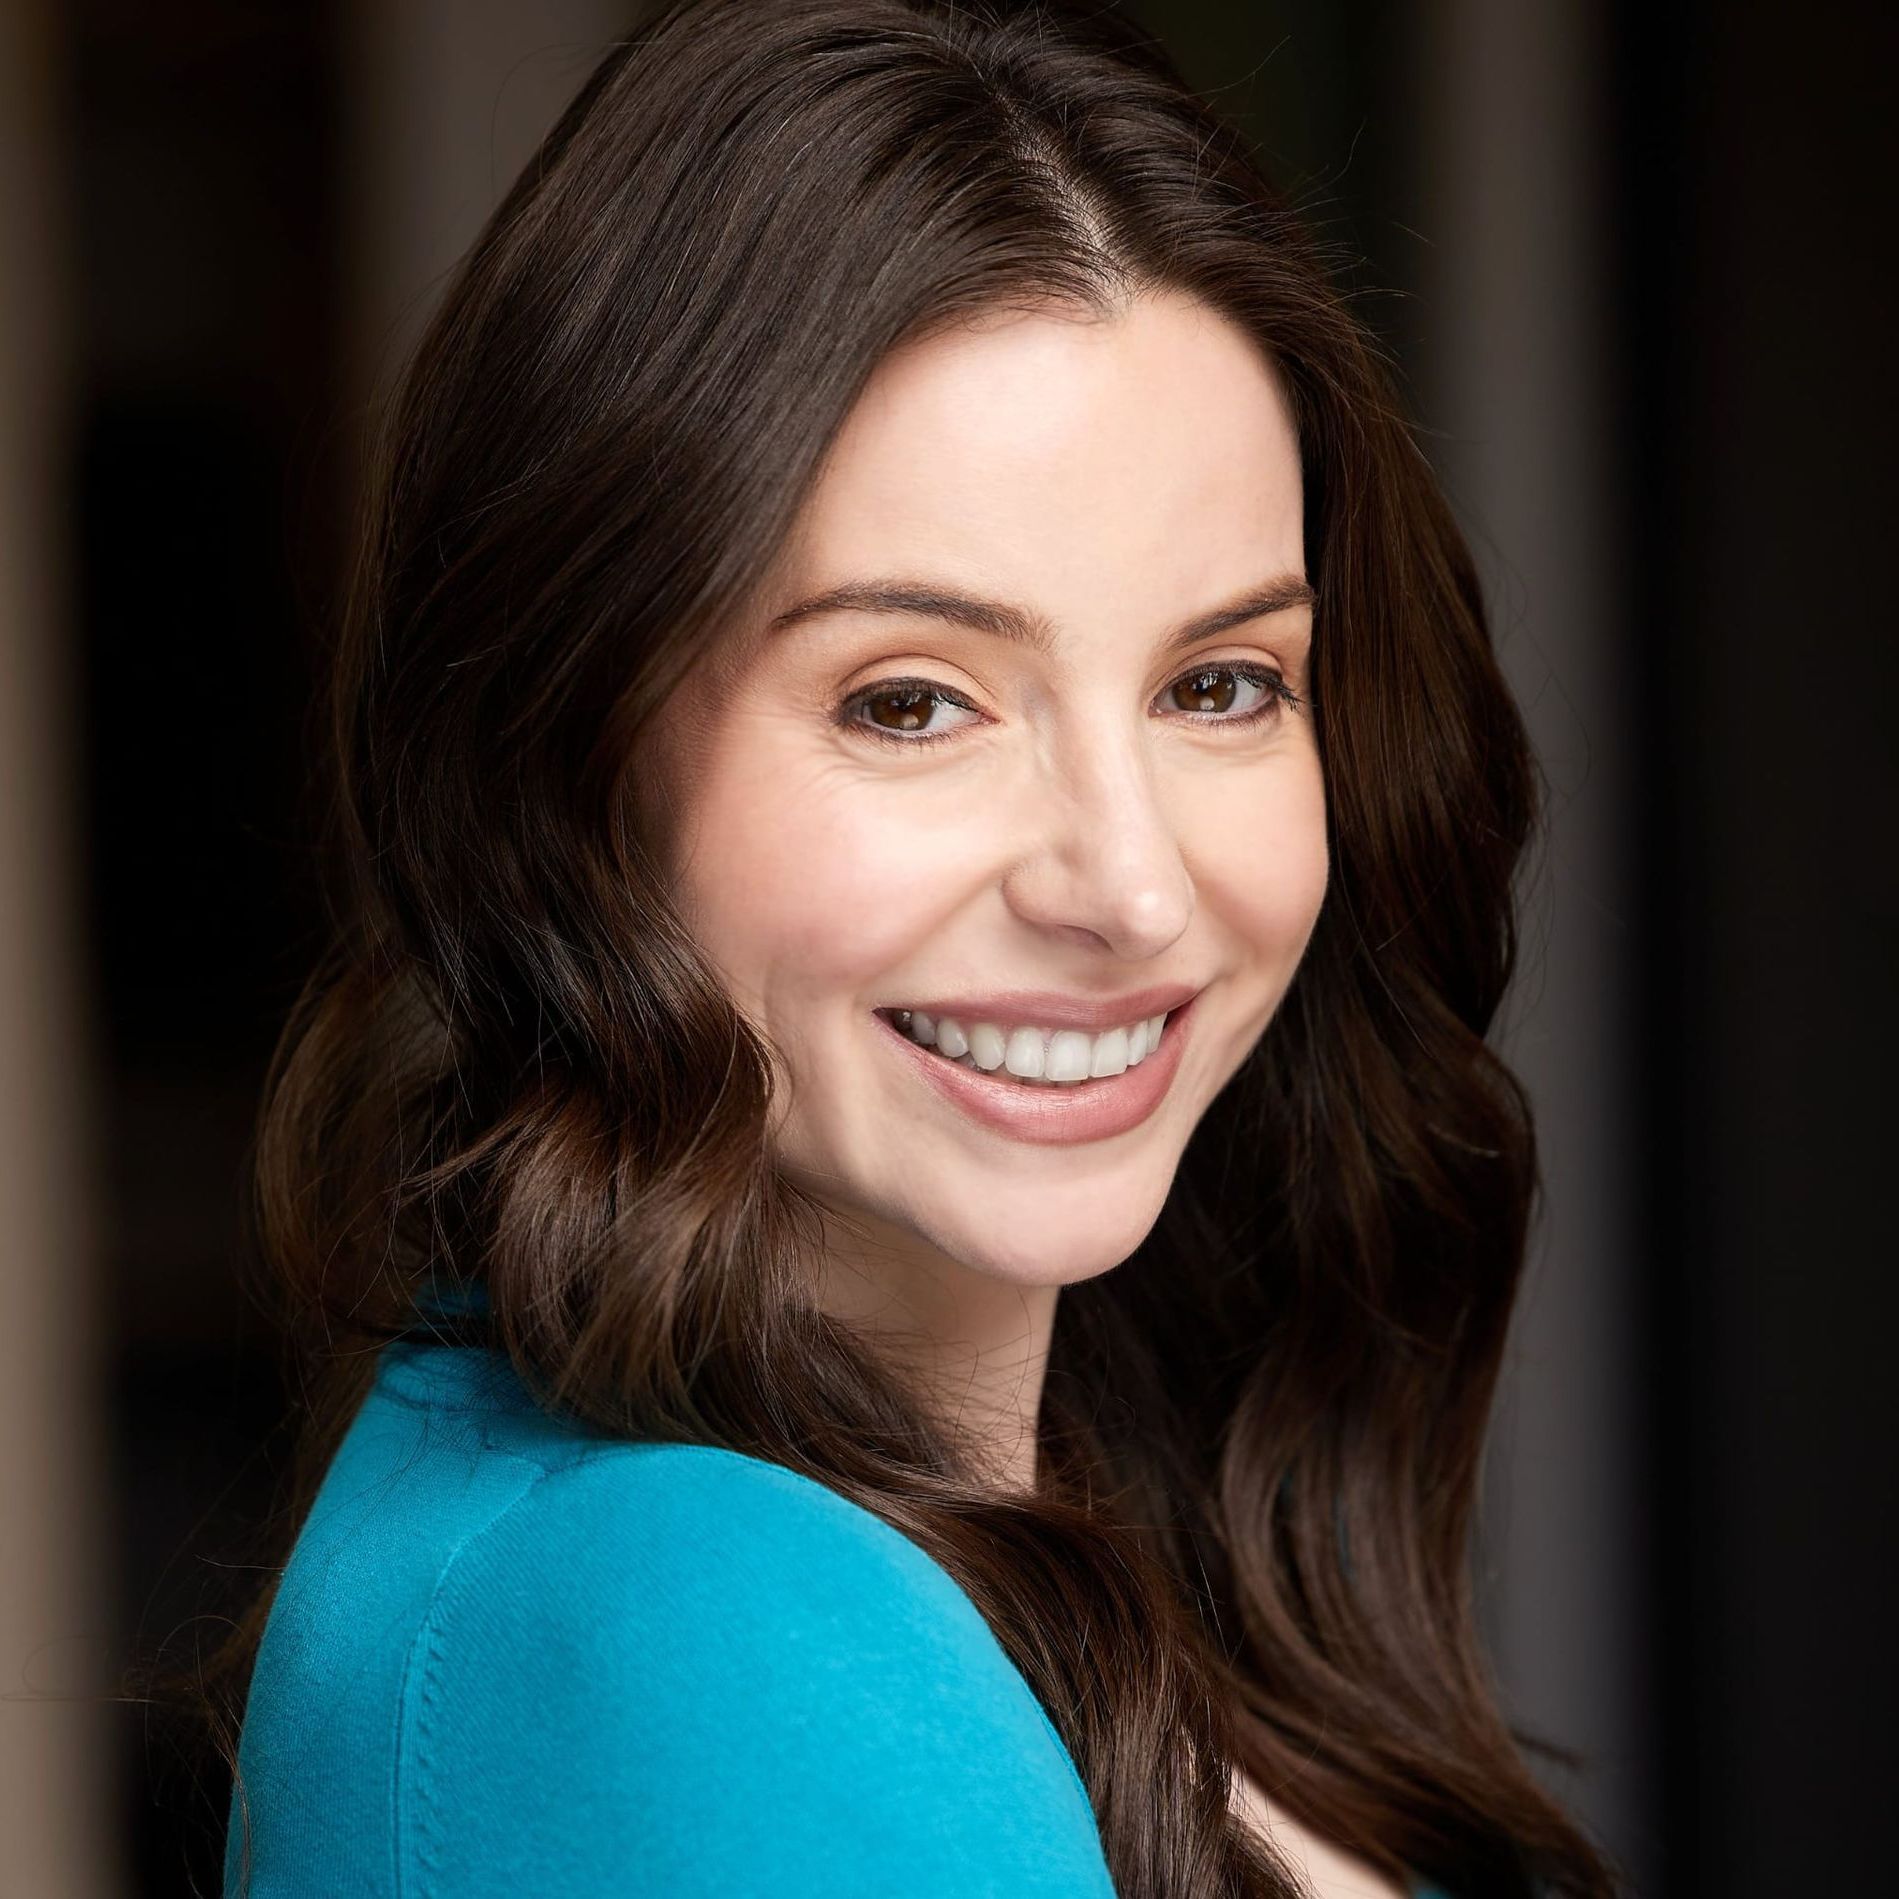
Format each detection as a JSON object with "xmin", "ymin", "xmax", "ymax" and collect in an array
[{"xmin": 644, "ymin": 288, "xmax": 1327, "ymax": 1293}]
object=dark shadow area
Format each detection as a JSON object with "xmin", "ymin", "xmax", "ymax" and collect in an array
[
  {"xmin": 65, "ymin": 2, "xmax": 342, "ymax": 1891},
  {"xmin": 1613, "ymin": 3, "xmax": 1899, "ymax": 1894}
]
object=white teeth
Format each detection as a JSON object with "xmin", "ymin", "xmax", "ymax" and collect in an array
[
  {"xmin": 1003, "ymin": 1027, "xmax": 1046, "ymax": 1078},
  {"xmin": 967, "ymin": 1022, "xmax": 1007, "ymax": 1071},
  {"xmin": 1127, "ymin": 1014, "xmax": 1167, "ymax": 1063},
  {"xmin": 892, "ymin": 1007, "xmax": 1172, "ymax": 1085},
  {"xmin": 1045, "ymin": 1030, "xmax": 1093, "ymax": 1083}
]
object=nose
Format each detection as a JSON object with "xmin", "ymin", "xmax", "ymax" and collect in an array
[{"xmin": 999, "ymin": 723, "xmax": 1195, "ymax": 960}]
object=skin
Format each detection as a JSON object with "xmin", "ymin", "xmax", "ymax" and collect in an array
[{"xmin": 643, "ymin": 288, "xmax": 1402, "ymax": 1896}]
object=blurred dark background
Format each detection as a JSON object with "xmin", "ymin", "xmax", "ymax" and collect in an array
[{"xmin": 0, "ymin": 2, "xmax": 1891, "ymax": 1895}]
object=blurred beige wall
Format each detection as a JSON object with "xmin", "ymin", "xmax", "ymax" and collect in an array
[{"xmin": 0, "ymin": 2, "xmax": 122, "ymax": 1895}]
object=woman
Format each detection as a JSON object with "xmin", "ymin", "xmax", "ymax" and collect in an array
[{"xmin": 213, "ymin": 2, "xmax": 1619, "ymax": 1895}]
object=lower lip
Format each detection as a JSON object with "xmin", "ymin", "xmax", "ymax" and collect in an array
[{"xmin": 872, "ymin": 994, "xmax": 1198, "ymax": 1147}]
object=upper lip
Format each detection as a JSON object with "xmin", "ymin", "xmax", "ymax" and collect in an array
[{"xmin": 881, "ymin": 982, "xmax": 1203, "ymax": 1034}]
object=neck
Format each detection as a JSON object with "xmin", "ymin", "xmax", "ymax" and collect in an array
[{"xmin": 809, "ymin": 1203, "xmax": 1056, "ymax": 1496}]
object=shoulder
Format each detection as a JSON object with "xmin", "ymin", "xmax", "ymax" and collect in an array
[
  {"xmin": 400, "ymin": 1442, "xmax": 1115, "ymax": 1897},
  {"xmin": 439, "ymin": 1441, "xmax": 1006, "ymax": 1681}
]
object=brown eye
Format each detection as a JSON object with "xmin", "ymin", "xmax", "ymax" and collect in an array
[
  {"xmin": 1170, "ymin": 668, "xmax": 1238, "ymax": 714},
  {"xmin": 862, "ymin": 686, "xmax": 938, "ymax": 731},
  {"xmin": 838, "ymin": 678, "xmax": 981, "ymax": 745},
  {"xmin": 1157, "ymin": 662, "xmax": 1293, "ymax": 726}
]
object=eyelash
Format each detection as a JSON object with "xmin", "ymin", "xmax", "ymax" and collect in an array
[{"xmin": 834, "ymin": 663, "xmax": 1309, "ymax": 749}]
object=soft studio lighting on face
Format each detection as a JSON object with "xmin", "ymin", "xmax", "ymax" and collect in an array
[{"xmin": 652, "ymin": 289, "xmax": 1327, "ymax": 1294}]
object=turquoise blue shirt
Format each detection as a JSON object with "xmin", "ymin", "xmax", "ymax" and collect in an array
[{"xmin": 224, "ymin": 1331, "xmax": 1454, "ymax": 1896}]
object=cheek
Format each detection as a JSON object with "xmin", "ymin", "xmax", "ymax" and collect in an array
[
  {"xmin": 1182, "ymin": 750, "xmax": 1329, "ymax": 967},
  {"xmin": 669, "ymin": 732, "xmax": 978, "ymax": 1006}
]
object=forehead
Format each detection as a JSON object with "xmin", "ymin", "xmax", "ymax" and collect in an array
[{"xmin": 774, "ymin": 290, "xmax": 1304, "ymax": 627}]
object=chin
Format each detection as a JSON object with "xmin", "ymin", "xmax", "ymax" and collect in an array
[{"xmin": 907, "ymin": 1169, "xmax": 1177, "ymax": 1287}]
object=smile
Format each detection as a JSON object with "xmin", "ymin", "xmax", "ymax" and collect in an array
[
  {"xmin": 871, "ymin": 990, "xmax": 1200, "ymax": 1147},
  {"xmin": 880, "ymin": 1007, "xmax": 1171, "ymax": 1085}
]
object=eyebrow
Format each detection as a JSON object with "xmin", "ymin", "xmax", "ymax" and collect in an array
[{"xmin": 764, "ymin": 571, "xmax": 1316, "ymax": 655}]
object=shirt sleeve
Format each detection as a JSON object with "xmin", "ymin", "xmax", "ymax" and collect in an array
[{"xmin": 395, "ymin": 1443, "xmax": 1119, "ymax": 1898}]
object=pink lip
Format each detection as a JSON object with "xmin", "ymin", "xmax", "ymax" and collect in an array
[
  {"xmin": 884, "ymin": 982, "xmax": 1202, "ymax": 1035},
  {"xmin": 872, "ymin": 990, "xmax": 1199, "ymax": 1147}
]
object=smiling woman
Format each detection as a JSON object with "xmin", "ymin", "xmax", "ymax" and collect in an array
[
  {"xmin": 207, "ymin": 3, "xmax": 1619, "ymax": 1898},
  {"xmin": 637, "ymin": 294, "xmax": 1331, "ymax": 1390}
]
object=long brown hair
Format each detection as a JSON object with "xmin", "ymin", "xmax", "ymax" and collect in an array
[{"xmin": 206, "ymin": 3, "xmax": 1617, "ymax": 1894}]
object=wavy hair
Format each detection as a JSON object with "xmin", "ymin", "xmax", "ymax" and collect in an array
[{"xmin": 202, "ymin": 3, "xmax": 1617, "ymax": 1894}]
